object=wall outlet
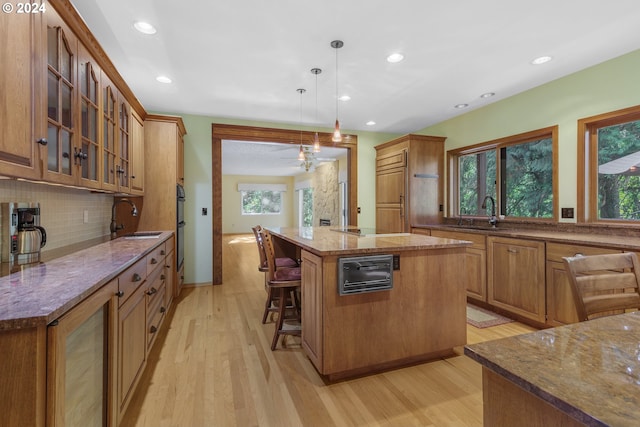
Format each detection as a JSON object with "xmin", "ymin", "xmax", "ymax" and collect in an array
[
  {"xmin": 561, "ymin": 207, "xmax": 574, "ymax": 219},
  {"xmin": 83, "ymin": 209, "xmax": 89, "ymax": 223}
]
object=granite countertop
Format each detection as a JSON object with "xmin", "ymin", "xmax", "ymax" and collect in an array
[
  {"xmin": 0, "ymin": 231, "xmax": 173, "ymax": 331},
  {"xmin": 465, "ymin": 312, "xmax": 640, "ymax": 426},
  {"xmin": 416, "ymin": 224, "xmax": 640, "ymax": 251},
  {"xmin": 267, "ymin": 226, "xmax": 472, "ymax": 256}
]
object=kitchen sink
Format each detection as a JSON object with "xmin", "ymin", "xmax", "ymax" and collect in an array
[{"xmin": 123, "ymin": 231, "xmax": 162, "ymax": 239}]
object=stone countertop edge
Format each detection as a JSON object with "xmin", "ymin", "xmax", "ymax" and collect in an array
[
  {"xmin": 0, "ymin": 231, "xmax": 173, "ymax": 331},
  {"xmin": 463, "ymin": 345, "xmax": 606, "ymax": 427},
  {"xmin": 268, "ymin": 227, "xmax": 472, "ymax": 257},
  {"xmin": 415, "ymin": 223, "xmax": 640, "ymax": 251}
]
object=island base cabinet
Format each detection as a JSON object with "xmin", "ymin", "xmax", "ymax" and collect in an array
[
  {"xmin": 482, "ymin": 368, "xmax": 584, "ymax": 427},
  {"xmin": 301, "ymin": 250, "xmax": 323, "ymax": 370},
  {"xmin": 47, "ymin": 279, "xmax": 118, "ymax": 427}
]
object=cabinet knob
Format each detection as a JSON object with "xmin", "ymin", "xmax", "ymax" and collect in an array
[
  {"xmin": 160, "ymin": 306, "xmax": 166, "ymax": 313},
  {"xmin": 160, "ymin": 274, "xmax": 166, "ymax": 280},
  {"xmin": 36, "ymin": 138, "xmax": 48, "ymax": 146},
  {"xmin": 131, "ymin": 175, "xmax": 136, "ymax": 179},
  {"xmin": 132, "ymin": 273, "xmax": 142, "ymax": 282},
  {"xmin": 150, "ymin": 325, "xmax": 158, "ymax": 333},
  {"xmin": 116, "ymin": 290, "xmax": 124, "ymax": 297},
  {"xmin": 147, "ymin": 287, "xmax": 157, "ymax": 295},
  {"xmin": 150, "ymin": 258, "xmax": 158, "ymax": 264},
  {"xmin": 160, "ymin": 250, "xmax": 166, "ymax": 255}
]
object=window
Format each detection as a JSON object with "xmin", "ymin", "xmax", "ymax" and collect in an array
[
  {"xmin": 578, "ymin": 106, "xmax": 640, "ymax": 222},
  {"xmin": 238, "ymin": 183, "xmax": 286, "ymax": 215},
  {"xmin": 450, "ymin": 126, "xmax": 557, "ymax": 220},
  {"xmin": 301, "ymin": 188, "xmax": 313, "ymax": 226}
]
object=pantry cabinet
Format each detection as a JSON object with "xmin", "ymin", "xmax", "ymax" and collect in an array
[
  {"xmin": 0, "ymin": 11, "xmax": 44, "ymax": 180},
  {"xmin": 487, "ymin": 236, "xmax": 546, "ymax": 323},
  {"xmin": 375, "ymin": 134, "xmax": 445, "ymax": 233}
]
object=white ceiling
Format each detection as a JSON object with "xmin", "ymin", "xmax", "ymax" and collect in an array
[{"xmin": 71, "ymin": 0, "xmax": 640, "ymax": 174}]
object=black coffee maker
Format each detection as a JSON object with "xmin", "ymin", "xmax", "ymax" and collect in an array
[{"xmin": 1, "ymin": 202, "xmax": 47, "ymax": 265}]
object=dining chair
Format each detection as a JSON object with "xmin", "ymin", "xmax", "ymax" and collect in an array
[
  {"xmin": 251, "ymin": 225, "xmax": 298, "ymax": 323},
  {"xmin": 563, "ymin": 252, "xmax": 640, "ymax": 321},
  {"xmin": 262, "ymin": 229, "xmax": 301, "ymax": 350}
]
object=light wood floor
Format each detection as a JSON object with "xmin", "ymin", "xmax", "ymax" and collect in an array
[{"xmin": 121, "ymin": 234, "xmax": 537, "ymax": 427}]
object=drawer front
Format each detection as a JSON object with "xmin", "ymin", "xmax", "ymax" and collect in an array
[
  {"xmin": 146, "ymin": 242, "xmax": 167, "ymax": 276},
  {"xmin": 147, "ymin": 285, "xmax": 166, "ymax": 348},
  {"xmin": 118, "ymin": 258, "xmax": 147, "ymax": 306},
  {"xmin": 376, "ymin": 149, "xmax": 407, "ymax": 171},
  {"xmin": 546, "ymin": 242, "xmax": 620, "ymax": 263},
  {"xmin": 145, "ymin": 265, "xmax": 165, "ymax": 309},
  {"xmin": 430, "ymin": 229, "xmax": 486, "ymax": 249}
]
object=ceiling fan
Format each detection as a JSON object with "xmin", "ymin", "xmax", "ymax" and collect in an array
[{"xmin": 284, "ymin": 145, "xmax": 336, "ymax": 172}]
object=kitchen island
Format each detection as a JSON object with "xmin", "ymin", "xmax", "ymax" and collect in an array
[
  {"xmin": 268, "ymin": 227, "xmax": 471, "ymax": 380},
  {"xmin": 465, "ymin": 311, "xmax": 640, "ymax": 427}
]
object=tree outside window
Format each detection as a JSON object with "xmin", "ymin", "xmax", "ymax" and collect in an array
[{"xmin": 241, "ymin": 190, "xmax": 282, "ymax": 215}]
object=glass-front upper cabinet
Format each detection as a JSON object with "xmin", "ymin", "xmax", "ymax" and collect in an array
[
  {"xmin": 101, "ymin": 72, "xmax": 118, "ymax": 192},
  {"xmin": 117, "ymin": 97, "xmax": 131, "ymax": 191},
  {"xmin": 77, "ymin": 44, "xmax": 101, "ymax": 189},
  {"xmin": 45, "ymin": 9, "xmax": 78, "ymax": 186}
]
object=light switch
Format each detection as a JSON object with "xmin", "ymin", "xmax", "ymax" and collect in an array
[{"xmin": 202, "ymin": 208, "xmax": 208, "ymax": 216}]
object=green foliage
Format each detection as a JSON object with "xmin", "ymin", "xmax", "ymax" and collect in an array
[
  {"xmin": 302, "ymin": 188, "xmax": 313, "ymax": 226},
  {"xmin": 241, "ymin": 190, "xmax": 282, "ymax": 214}
]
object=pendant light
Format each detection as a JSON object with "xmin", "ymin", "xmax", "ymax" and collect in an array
[
  {"xmin": 330, "ymin": 40, "xmax": 343, "ymax": 143},
  {"xmin": 311, "ymin": 67, "xmax": 322, "ymax": 152},
  {"xmin": 297, "ymin": 88, "xmax": 306, "ymax": 162}
]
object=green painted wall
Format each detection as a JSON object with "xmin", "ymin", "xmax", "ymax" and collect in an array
[{"xmin": 418, "ymin": 49, "xmax": 640, "ymax": 220}]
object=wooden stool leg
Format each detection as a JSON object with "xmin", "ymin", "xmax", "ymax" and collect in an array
[
  {"xmin": 271, "ymin": 287, "xmax": 287, "ymax": 350},
  {"xmin": 262, "ymin": 286, "xmax": 274, "ymax": 324}
]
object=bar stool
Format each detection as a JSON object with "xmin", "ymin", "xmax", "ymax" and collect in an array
[
  {"xmin": 252, "ymin": 225, "xmax": 298, "ymax": 323},
  {"xmin": 262, "ymin": 229, "xmax": 301, "ymax": 350}
]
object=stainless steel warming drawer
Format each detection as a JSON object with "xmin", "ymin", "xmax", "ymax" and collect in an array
[{"xmin": 338, "ymin": 254, "xmax": 393, "ymax": 295}]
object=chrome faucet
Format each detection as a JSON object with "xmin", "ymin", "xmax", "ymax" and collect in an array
[
  {"xmin": 481, "ymin": 196, "xmax": 498, "ymax": 228},
  {"xmin": 110, "ymin": 198, "xmax": 138, "ymax": 239}
]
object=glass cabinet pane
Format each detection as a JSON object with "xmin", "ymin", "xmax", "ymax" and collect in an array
[{"xmin": 48, "ymin": 71, "xmax": 58, "ymax": 121}]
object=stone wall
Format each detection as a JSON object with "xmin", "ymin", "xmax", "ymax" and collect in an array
[{"xmin": 312, "ymin": 162, "xmax": 340, "ymax": 227}]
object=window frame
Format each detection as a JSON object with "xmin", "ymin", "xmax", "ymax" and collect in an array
[
  {"xmin": 577, "ymin": 105, "xmax": 640, "ymax": 224},
  {"xmin": 448, "ymin": 126, "xmax": 559, "ymax": 222}
]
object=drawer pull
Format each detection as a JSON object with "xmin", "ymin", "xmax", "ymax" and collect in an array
[
  {"xmin": 147, "ymin": 287, "xmax": 157, "ymax": 296},
  {"xmin": 161, "ymin": 274, "xmax": 166, "ymax": 280},
  {"xmin": 150, "ymin": 325, "xmax": 158, "ymax": 333},
  {"xmin": 132, "ymin": 273, "xmax": 142, "ymax": 282},
  {"xmin": 507, "ymin": 248, "xmax": 519, "ymax": 254},
  {"xmin": 160, "ymin": 306, "xmax": 166, "ymax": 313},
  {"xmin": 150, "ymin": 258, "xmax": 158, "ymax": 264},
  {"xmin": 160, "ymin": 250, "xmax": 166, "ymax": 255},
  {"xmin": 574, "ymin": 253, "xmax": 584, "ymax": 257},
  {"xmin": 116, "ymin": 290, "xmax": 124, "ymax": 297}
]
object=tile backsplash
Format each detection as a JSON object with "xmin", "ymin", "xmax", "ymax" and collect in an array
[{"xmin": 0, "ymin": 180, "xmax": 113, "ymax": 252}]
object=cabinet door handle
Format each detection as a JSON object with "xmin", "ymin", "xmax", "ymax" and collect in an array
[
  {"xmin": 147, "ymin": 287, "xmax": 157, "ymax": 295},
  {"xmin": 150, "ymin": 258, "xmax": 158, "ymax": 264},
  {"xmin": 507, "ymin": 248, "xmax": 519, "ymax": 254},
  {"xmin": 132, "ymin": 273, "xmax": 142, "ymax": 282},
  {"xmin": 150, "ymin": 325, "xmax": 158, "ymax": 333},
  {"xmin": 116, "ymin": 290, "xmax": 124, "ymax": 297},
  {"xmin": 36, "ymin": 138, "xmax": 48, "ymax": 146}
]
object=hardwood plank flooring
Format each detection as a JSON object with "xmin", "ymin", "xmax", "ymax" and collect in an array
[{"xmin": 120, "ymin": 234, "xmax": 536, "ymax": 427}]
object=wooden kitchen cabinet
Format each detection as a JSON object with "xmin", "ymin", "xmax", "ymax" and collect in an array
[
  {"xmin": 47, "ymin": 279, "xmax": 118, "ymax": 427},
  {"xmin": 431, "ymin": 230, "xmax": 487, "ymax": 302},
  {"xmin": 138, "ymin": 114, "xmax": 187, "ymax": 298},
  {"xmin": 129, "ymin": 111, "xmax": 145, "ymax": 195},
  {"xmin": 77, "ymin": 43, "xmax": 102, "ymax": 189},
  {"xmin": 487, "ymin": 236, "xmax": 546, "ymax": 323},
  {"xmin": 545, "ymin": 242, "xmax": 621, "ymax": 326},
  {"xmin": 0, "ymin": 11, "xmax": 44, "ymax": 180},
  {"xmin": 301, "ymin": 250, "xmax": 323, "ymax": 370},
  {"xmin": 375, "ymin": 134, "xmax": 446, "ymax": 233}
]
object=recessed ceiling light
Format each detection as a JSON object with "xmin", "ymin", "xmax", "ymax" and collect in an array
[
  {"xmin": 387, "ymin": 53, "xmax": 404, "ymax": 63},
  {"xmin": 134, "ymin": 21, "xmax": 157, "ymax": 35},
  {"xmin": 480, "ymin": 92, "xmax": 495, "ymax": 99},
  {"xmin": 454, "ymin": 103, "xmax": 469, "ymax": 109},
  {"xmin": 156, "ymin": 75, "xmax": 172, "ymax": 84},
  {"xmin": 366, "ymin": 121, "xmax": 376, "ymax": 126},
  {"xmin": 531, "ymin": 56, "xmax": 552, "ymax": 65},
  {"xmin": 339, "ymin": 95, "xmax": 351, "ymax": 102}
]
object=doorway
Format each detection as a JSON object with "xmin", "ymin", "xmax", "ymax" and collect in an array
[{"xmin": 211, "ymin": 123, "xmax": 358, "ymax": 284}]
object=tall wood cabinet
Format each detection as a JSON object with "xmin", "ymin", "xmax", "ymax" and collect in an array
[
  {"xmin": 137, "ymin": 115, "xmax": 186, "ymax": 297},
  {"xmin": 375, "ymin": 134, "xmax": 446, "ymax": 233}
]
